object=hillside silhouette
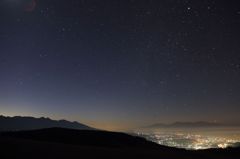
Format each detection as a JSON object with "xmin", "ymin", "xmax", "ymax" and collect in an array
[
  {"xmin": 1, "ymin": 127, "xmax": 240, "ymax": 159},
  {"xmin": 0, "ymin": 115, "xmax": 93, "ymax": 131},
  {"xmin": 1, "ymin": 127, "xmax": 162, "ymax": 148}
]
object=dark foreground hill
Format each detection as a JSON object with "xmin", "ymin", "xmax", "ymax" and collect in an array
[
  {"xmin": 0, "ymin": 115, "xmax": 93, "ymax": 131},
  {"xmin": 1, "ymin": 128, "xmax": 240, "ymax": 159},
  {"xmin": 1, "ymin": 127, "xmax": 162, "ymax": 148}
]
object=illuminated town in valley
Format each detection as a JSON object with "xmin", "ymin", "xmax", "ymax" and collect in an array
[
  {"xmin": 136, "ymin": 131, "xmax": 240, "ymax": 150},
  {"xmin": 134, "ymin": 126, "xmax": 240, "ymax": 150}
]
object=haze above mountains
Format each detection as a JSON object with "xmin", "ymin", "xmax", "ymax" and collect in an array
[{"xmin": 1, "ymin": 115, "xmax": 239, "ymax": 132}]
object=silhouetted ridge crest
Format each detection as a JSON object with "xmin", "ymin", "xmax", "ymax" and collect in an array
[
  {"xmin": 0, "ymin": 115, "xmax": 93, "ymax": 131},
  {"xmin": 1, "ymin": 127, "xmax": 163, "ymax": 149}
]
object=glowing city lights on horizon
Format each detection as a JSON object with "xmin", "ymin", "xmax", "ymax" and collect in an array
[{"xmin": 136, "ymin": 132, "xmax": 240, "ymax": 150}]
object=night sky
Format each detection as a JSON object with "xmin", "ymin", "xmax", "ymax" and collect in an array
[{"xmin": 0, "ymin": 0, "xmax": 240, "ymax": 130}]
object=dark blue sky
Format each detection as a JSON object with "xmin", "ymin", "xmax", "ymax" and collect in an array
[{"xmin": 0, "ymin": 0, "xmax": 240, "ymax": 130}]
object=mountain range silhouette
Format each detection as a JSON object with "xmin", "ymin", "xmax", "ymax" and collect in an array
[
  {"xmin": 145, "ymin": 121, "xmax": 240, "ymax": 128},
  {"xmin": 0, "ymin": 115, "xmax": 240, "ymax": 159},
  {"xmin": 0, "ymin": 115, "xmax": 93, "ymax": 131}
]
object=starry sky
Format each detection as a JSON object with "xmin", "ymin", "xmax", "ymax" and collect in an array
[{"xmin": 0, "ymin": 0, "xmax": 240, "ymax": 130}]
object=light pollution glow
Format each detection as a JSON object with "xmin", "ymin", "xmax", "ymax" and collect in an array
[{"xmin": 135, "ymin": 130, "xmax": 240, "ymax": 150}]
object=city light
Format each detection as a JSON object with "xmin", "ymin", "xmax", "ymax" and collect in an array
[{"xmin": 135, "ymin": 132, "xmax": 240, "ymax": 150}]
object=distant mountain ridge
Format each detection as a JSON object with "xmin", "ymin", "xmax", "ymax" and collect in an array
[
  {"xmin": 146, "ymin": 121, "xmax": 239, "ymax": 129},
  {"xmin": 0, "ymin": 115, "xmax": 94, "ymax": 131}
]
